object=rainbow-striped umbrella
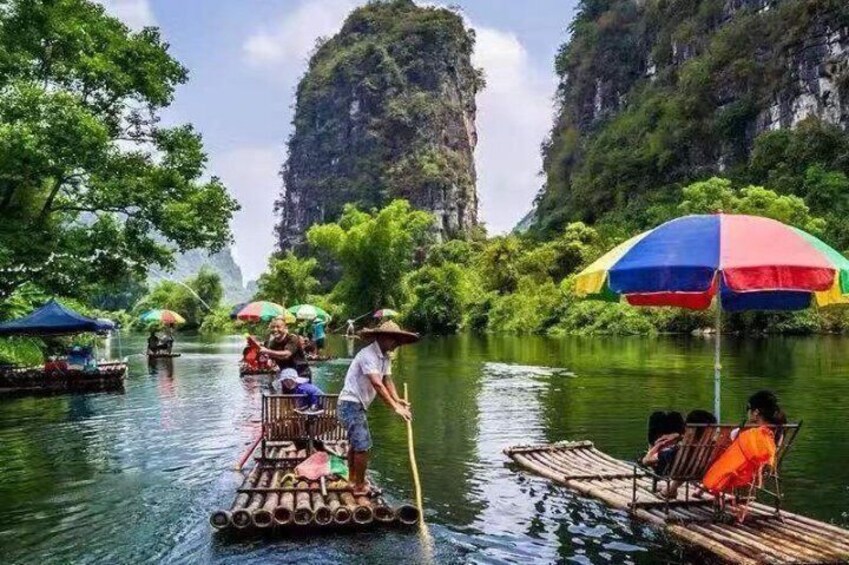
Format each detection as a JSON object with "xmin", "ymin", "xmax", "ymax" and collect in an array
[
  {"xmin": 235, "ymin": 301, "xmax": 290, "ymax": 323},
  {"xmin": 575, "ymin": 213, "xmax": 849, "ymax": 417},
  {"xmin": 139, "ymin": 309, "xmax": 186, "ymax": 325}
]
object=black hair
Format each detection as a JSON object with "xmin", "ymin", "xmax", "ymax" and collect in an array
[
  {"xmin": 686, "ymin": 409, "xmax": 717, "ymax": 426},
  {"xmin": 747, "ymin": 390, "xmax": 786, "ymax": 427},
  {"xmin": 647, "ymin": 411, "xmax": 685, "ymax": 445}
]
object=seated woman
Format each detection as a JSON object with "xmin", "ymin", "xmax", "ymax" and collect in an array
[
  {"xmin": 647, "ymin": 409, "xmax": 717, "ymax": 498},
  {"xmin": 641, "ymin": 410, "xmax": 685, "ymax": 473},
  {"xmin": 273, "ymin": 368, "xmax": 324, "ymax": 410},
  {"xmin": 702, "ymin": 391, "xmax": 785, "ymax": 504}
]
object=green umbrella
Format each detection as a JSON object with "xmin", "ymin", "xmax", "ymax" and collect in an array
[
  {"xmin": 373, "ymin": 308, "xmax": 399, "ymax": 319},
  {"xmin": 287, "ymin": 304, "xmax": 331, "ymax": 322}
]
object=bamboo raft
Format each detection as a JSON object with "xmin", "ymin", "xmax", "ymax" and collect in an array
[
  {"xmin": 147, "ymin": 352, "xmax": 181, "ymax": 359},
  {"xmin": 211, "ymin": 394, "xmax": 420, "ymax": 533},
  {"xmin": 0, "ymin": 361, "xmax": 126, "ymax": 396},
  {"xmin": 238, "ymin": 363, "xmax": 276, "ymax": 376},
  {"xmin": 504, "ymin": 441, "xmax": 849, "ymax": 564}
]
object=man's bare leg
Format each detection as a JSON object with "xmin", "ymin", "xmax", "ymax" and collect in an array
[{"xmin": 351, "ymin": 450, "xmax": 369, "ymax": 494}]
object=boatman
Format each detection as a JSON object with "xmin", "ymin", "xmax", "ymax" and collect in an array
[
  {"xmin": 337, "ymin": 320, "xmax": 419, "ymax": 496},
  {"xmin": 260, "ymin": 316, "xmax": 311, "ymax": 382}
]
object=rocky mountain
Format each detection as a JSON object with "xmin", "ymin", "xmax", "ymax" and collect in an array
[
  {"xmin": 149, "ymin": 247, "xmax": 249, "ymax": 304},
  {"xmin": 276, "ymin": 0, "xmax": 482, "ymax": 250},
  {"xmin": 533, "ymin": 0, "xmax": 849, "ymax": 236}
]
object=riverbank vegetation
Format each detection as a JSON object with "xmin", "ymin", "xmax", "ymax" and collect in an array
[
  {"xmin": 255, "ymin": 174, "xmax": 849, "ymax": 337},
  {"xmin": 0, "ymin": 1, "xmax": 238, "ymax": 362}
]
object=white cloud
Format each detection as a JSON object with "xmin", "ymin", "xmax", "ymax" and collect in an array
[
  {"xmin": 243, "ymin": 0, "xmax": 359, "ymax": 76},
  {"xmin": 214, "ymin": 146, "xmax": 283, "ymax": 281},
  {"xmin": 472, "ymin": 27, "xmax": 556, "ymax": 233},
  {"xmin": 98, "ymin": 0, "xmax": 156, "ymax": 29},
  {"xmin": 241, "ymin": 1, "xmax": 555, "ymax": 236}
]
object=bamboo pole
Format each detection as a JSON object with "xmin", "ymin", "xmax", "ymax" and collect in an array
[
  {"xmin": 294, "ymin": 481, "xmax": 313, "ymax": 525},
  {"xmin": 210, "ymin": 466, "xmax": 261, "ymax": 529},
  {"xmin": 353, "ymin": 496, "xmax": 374, "ymax": 524},
  {"xmin": 395, "ymin": 503, "xmax": 420, "ymax": 525},
  {"xmin": 233, "ymin": 470, "xmax": 271, "ymax": 529},
  {"xmin": 274, "ymin": 492, "xmax": 295, "ymax": 526},
  {"xmin": 372, "ymin": 497, "xmax": 395, "ymax": 523},
  {"xmin": 312, "ymin": 491, "xmax": 333, "ymax": 526},
  {"xmin": 327, "ymin": 493, "xmax": 352, "ymax": 525},
  {"xmin": 253, "ymin": 470, "xmax": 283, "ymax": 528},
  {"xmin": 403, "ymin": 383, "xmax": 424, "ymax": 520}
]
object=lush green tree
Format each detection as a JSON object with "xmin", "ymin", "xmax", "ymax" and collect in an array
[
  {"xmin": 677, "ymin": 177, "xmax": 826, "ymax": 234},
  {"xmin": 133, "ymin": 267, "xmax": 223, "ymax": 329},
  {"xmin": 307, "ymin": 199, "xmax": 433, "ymax": 315},
  {"xmin": 404, "ymin": 263, "xmax": 470, "ymax": 333},
  {"xmin": 255, "ymin": 252, "xmax": 319, "ymax": 306},
  {"xmin": 0, "ymin": 0, "xmax": 239, "ymax": 300},
  {"xmin": 476, "ymin": 235, "xmax": 523, "ymax": 294}
]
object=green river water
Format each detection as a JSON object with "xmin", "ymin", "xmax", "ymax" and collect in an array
[{"xmin": 1, "ymin": 333, "xmax": 847, "ymax": 564}]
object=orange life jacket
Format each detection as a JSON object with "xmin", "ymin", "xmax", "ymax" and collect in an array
[
  {"xmin": 702, "ymin": 426, "xmax": 776, "ymax": 494},
  {"xmin": 242, "ymin": 338, "xmax": 262, "ymax": 368}
]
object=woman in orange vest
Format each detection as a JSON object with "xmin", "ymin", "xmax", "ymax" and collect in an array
[{"xmin": 702, "ymin": 390, "xmax": 786, "ymax": 498}]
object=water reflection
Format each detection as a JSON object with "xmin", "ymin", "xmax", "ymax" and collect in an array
[{"xmin": 0, "ymin": 333, "xmax": 847, "ymax": 564}]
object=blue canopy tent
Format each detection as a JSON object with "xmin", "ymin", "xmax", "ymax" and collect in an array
[{"xmin": 0, "ymin": 299, "xmax": 115, "ymax": 337}]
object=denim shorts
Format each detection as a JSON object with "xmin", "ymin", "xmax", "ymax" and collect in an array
[{"xmin": 337, "ymin": 400, "xmax": 371, "ymax": 451}]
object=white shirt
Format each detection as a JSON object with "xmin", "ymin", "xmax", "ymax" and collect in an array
[{"xmin": 339, "ymin": 341, "xmax": 392, "ymax": 409}]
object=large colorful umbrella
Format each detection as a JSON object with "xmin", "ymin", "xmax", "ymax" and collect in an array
[
  {"xmin": 288, "ymin": 304, "xmax": 331, "ymax": 322},
  {"xmin": 236, "ymin": 301, "xmax": 291, "ymax": 323},
  {"xmin": 575, "ymin": 213, "xmax": 849, "ymax": 417},
  {"xmin": 373, "ymin": 308, "xmax": 399, "ymax": 319},
  {"xmin": 139, "ymin": 309, "xmax": 185, "ymax": 325},
  {"xmin": 228, "ymin": 302, "xmax": 248, "ymax": 320}
]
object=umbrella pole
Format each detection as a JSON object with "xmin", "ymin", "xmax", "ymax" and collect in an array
[{"xmin": 714, "ymin": 301, "xmax": 722, "ymax": 420}]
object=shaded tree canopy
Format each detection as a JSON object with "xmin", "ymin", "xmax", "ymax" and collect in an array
[{"xmin": 0, "ymin": 0, "xmax": 239, "ymax": 300}]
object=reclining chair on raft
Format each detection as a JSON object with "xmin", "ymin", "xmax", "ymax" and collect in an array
[
  {"xmin": 260, "ymin": 394, "xmax": 347, "ymax": 460},
  {"xmin": 630, "ymin": 422, "xmax": 802, "ymax": 522}
]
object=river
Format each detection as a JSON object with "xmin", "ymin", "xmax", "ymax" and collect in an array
[{"xmin": 1, "ymin": 333, "xmax": 847, "ymax": 564}]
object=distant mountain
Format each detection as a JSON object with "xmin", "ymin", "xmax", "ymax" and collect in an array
[
  {"xmin": 276, "ymin": 0, "xmax": 482, "ymax": 249},
  {"xmin": 149, "ymin": 247, "xmax": 249, "ymax": 304},
  {"xmin": 513, "ymin": 208, "xmax": 536, "ymax": 234}
]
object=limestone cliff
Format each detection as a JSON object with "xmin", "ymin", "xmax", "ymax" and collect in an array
[
  {"xmin": 534, "ymin": 0, "xmax": 849, "ymax": 235},
  {"xmin": 276, "ymin": 0, "xmax": 482, "ymax": 249}
]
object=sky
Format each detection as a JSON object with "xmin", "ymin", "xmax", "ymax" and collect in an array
[{"xmin": 100, "ymin": 0, "xmax": 580, "ymax": 280}]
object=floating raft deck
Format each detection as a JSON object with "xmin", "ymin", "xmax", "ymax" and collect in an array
[
  {"xmin": 505, "ymin": 441, "xmax": 849, "ymax": 564},
  {"xmin": 0, "ymin": 362, "xmax": 126, "ymax": 396},
  {"xmin": 238, "ymin": 364, "xmax": 276, "ymax": 376},
  {"xmin": 210, "ymin": 440, "xmax": 419, "ymax": 532},
  {"xmin": 147, "ymin": 352, "xmax": 181, "ymax": 359},
  {"xmin": 212, "ymin": 394, "xmax": 419, "ymax": 533}
]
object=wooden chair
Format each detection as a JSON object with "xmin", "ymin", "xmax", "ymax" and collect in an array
[
  {"xmin": 261, "ymin": 394, "xmax": 347, "ymax": 459},
  {"xmin": 631, "ymin": 422, "xmax": 802, "ymax": 521}
]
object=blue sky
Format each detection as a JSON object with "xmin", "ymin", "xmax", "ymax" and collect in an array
[{"xmin": 101, "ymin": 0, "xmax": 580, "ymax": 279}]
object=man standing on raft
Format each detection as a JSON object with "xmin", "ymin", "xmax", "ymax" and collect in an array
[{"xmin": 337, "ymin": 320, "xmax": 418, "ymax": 496}]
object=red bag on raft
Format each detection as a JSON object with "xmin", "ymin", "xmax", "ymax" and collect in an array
[
  {"xmin": 702, "ymin": 426, "xmax": 777, "ymax": 494},
  {"xmin": 241, "ymin": 336, "xmax": 262, "ymax": 369}
]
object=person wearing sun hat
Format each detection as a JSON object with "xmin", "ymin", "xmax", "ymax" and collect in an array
[
  {"xmin": 273, "ymin": 368, "xmax": 323, "ymax": 409},
  {"xmin": 337, "ymin": 320, "xmax": 419, "ymax": 496}
]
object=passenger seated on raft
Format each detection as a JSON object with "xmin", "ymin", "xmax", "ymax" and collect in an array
[
  {"xmin": 702, "ymin": 391, "xmax": 786, "ymax": 513},
  {"xmin": 643, "ymin": 409, "xmax": 717, "ymax": 499},
  {"xmin": 147, "ymin": 330, "xmax": 165, "ymax": 354},
  {"xmin": 273, "ymin": 368, "xmax": 324, "ymax": 410},
  {"xmin": 641, "ymin": 410, "xmax": 685, "ymax": 473}
]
